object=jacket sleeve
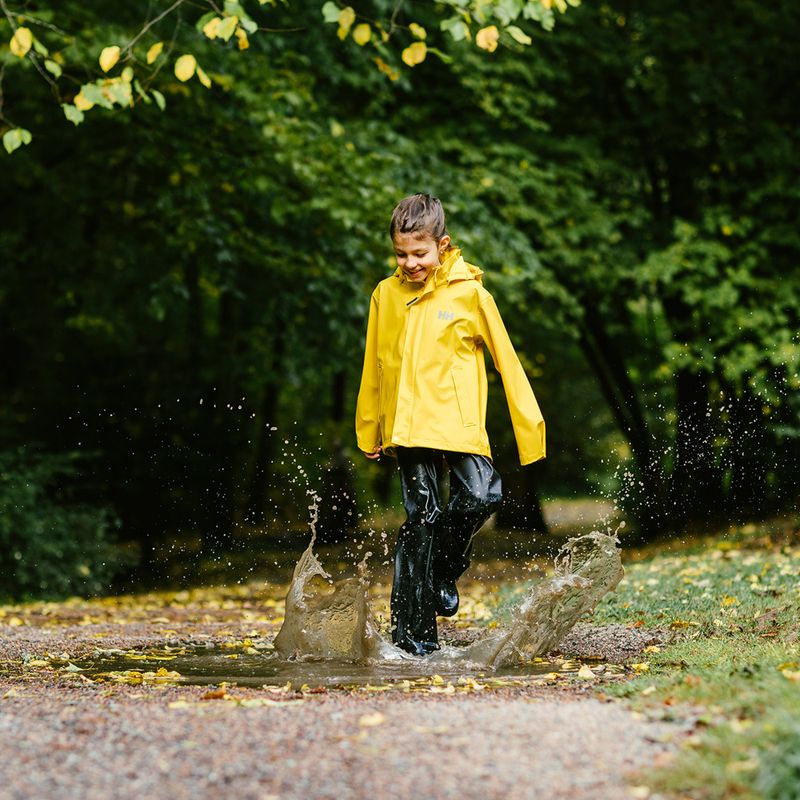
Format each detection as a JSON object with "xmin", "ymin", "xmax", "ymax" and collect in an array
[
  {"xmin": 477, "ymin": 291, "xmax": 546, "ymax": 466},
  {"xmin": 355, "ymin": 289, "xmax": 381, "ymax": 453}
]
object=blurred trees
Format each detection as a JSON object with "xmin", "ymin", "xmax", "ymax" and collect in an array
[
  {"xmin": 390, "ymin": 0, "xmax": 800, "ymax": 536},
  {"xmin": 1, "ymin": 0, "xmax": 798, "ymax": 593}
]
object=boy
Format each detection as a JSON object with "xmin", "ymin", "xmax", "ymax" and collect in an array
[{"xmin": 356, "ymin": 193, "xmax": 545, "ymax": 656}]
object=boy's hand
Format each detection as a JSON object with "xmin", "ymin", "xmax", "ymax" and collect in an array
[{"xmin": 363, "ymin": 446, "xmax": 382, "ymax": 460}]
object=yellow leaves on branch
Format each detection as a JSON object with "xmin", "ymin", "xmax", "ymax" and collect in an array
[
  {"xmin": 196, "ymin": 66, "xmax": 212, "ymax": 88},
  {"xmin": 99, "ymin": 46, "xmax": 121, "ymax": 73},
  {"xmin": 235, "ymin": 28, "xmax": 250, "ymax": 50},
  {"xmin": 337, "ymin": 6, "xmax": 356, "ymax": 40},
  {"xmin": 218, "ymin": 15, "xmax": 239, "ymax": 42},
  {"xmin": 146, "ymin": 42, "xmax": 163, "ymax": 64},
  {"xmin": 175, "ymin": 54, "xmax": 197, "ymax": 81},
  {"xmin": 409, "ymin": 23, "xmax": 427, "ymax": 40},
  {"xmin": 10, "ymin": 27, "xmax": 33, "ymax": 58},
  {"xmin": 202, "ymin": 15, "xmax": 239, "ymax": 42},
  {"xmin": 373, "ymin": 57, "xmax": 399, "ymax": 81},
  {"xmin": 401, "ymin": 41, "xmax": 427, "ymax": 67},
  {"xmin": 203, "ymin": 17, "xmax": 222, "ymax": 39},
  {"xmin": 174, "ymin": 55, "xmax": 212, "ymax": 89},
  {"xmin": 541, "ymin": 0, "xmax": 570, "ymax": 11},
  {"xmin": 476, "ymin": 26, "xmax": 499, "ymax": 52},
  {"xmin": 352, "ymin": 24, "xmax": 372, "ymax": 46}
]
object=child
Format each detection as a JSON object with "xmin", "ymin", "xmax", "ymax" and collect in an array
[{"xmin": 355, "ymin": 193, "xmax": 546, "ymax": 656}]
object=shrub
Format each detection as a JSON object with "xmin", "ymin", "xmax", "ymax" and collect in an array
[{"xmin": 0, "ymin": 447, "xmax": 126, "ymax": 600}]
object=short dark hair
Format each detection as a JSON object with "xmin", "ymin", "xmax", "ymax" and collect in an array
[{"xmin": 389, "ymin": 193, "xmax": 448, "ymax": 241}]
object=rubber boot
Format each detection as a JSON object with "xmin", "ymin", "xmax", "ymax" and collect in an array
[
  {"xmin": 391, "ymin": 520, "xmax": 439, "ymax": 655},
  {"xmin": 391, "ymin": 448, "xmax": 443, "ymax": 655},
  {"xmin": 434, "ymin": 453, "xmax": 502, "ymax": 615}
]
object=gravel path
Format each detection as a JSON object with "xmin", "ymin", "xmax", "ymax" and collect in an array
[
  {"xmin": 0, "ymin": 573, "xmax": 680, "ymax": 800},
  {"xmin": 0, "ymin": 680, "xmax": 677, "ymax": 800},
  {"xmin": 0, "ymin": 616, "xmax": 679, "ymax": 800}
]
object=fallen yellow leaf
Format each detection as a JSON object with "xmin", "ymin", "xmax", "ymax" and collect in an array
[{"xmin": 359, "ymin": 712, "xmax": 386, "ymax": 727}]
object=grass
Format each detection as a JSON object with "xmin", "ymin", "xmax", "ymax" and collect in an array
[{"xmin": 588, "ymin": 518, "xmax": 800, "ymax": 800}]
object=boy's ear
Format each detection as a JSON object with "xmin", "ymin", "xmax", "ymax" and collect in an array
[{"xmin": 438, "ymin": 234, "xmax": 451, "ymax": 252}]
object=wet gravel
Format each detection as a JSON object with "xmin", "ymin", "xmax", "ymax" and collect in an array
[{"xmin": 0, "ymin": 619, "xmax": 680, "ymax": 800}]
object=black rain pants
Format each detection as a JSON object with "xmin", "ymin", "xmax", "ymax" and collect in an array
[{"xmin": 391, "ymin": 446, "xmax": 502, "ymax": 654}]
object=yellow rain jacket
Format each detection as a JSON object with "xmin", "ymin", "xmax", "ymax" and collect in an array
[{"xmin": 355, "ymin": 248, "xmax": 546, "ymax": 465}]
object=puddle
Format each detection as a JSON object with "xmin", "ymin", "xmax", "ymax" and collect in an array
[
  {"xmin": 72, "ymin": 644, "xmax": 623, "ymax": 688},
  {"xmin": 71, "ymin": 530, "xmax": 625, "ymax": 688},
  {"xmin": 271, "ymin": 529, "xmax": 623, "ymax": 669}
]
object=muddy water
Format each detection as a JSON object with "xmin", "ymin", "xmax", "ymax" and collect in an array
[
  {"xmin": 74, "ymin": 532, "xmax": 623, "ymax": 686},
  {"xmin": 272, "ymin": 531, "xmax": 623, "ymax": 669},
  {"xmin": 75, "ymin": 645, "xmax": 624, "ymax": 689}
]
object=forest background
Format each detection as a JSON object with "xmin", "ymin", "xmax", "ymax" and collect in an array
[{"xmin": 1, "ymin": 0, "xmax": 798, "ymax": 600}]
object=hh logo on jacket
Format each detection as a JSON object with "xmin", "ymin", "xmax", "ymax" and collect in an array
[{"xmin": 437, "ymin": 310, "xmax": 455, "ymax": 321}]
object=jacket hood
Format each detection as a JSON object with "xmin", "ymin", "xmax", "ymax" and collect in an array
[{"xmin": 393, "ymin": 247, "xmax": 484, "ymax": 287}]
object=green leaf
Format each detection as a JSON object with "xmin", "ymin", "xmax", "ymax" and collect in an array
[
  {"xmin": 32, "ymin": 37, "xmax": 49, "ymax": 56},
  {"xmin": 224, "ymin": 0, "xmax": 257, "ymax": 32},
  {"xmin": 218, "ymin": 15, "xmax": 239, "ymax": 42},
  {"xmin": 151, "ymin": 89, "xmax": 166, "ymax": 111},
  {"xmin": 81, "ymin": 83, "xmax": 114, "ymax": 110},
  {"xmin": 321, "ymin": 1, "xmax": 340, "ymax": 23},
  {"xmin": 224, "ymin": 0, "xmax": 247, "ymax": 15},
  {"xmin": 195, "ymin": 11, "xmax": 217, "ymax": 31},
  {"xmin": 107, "ymin": 81, "xmax": 133, "ymax": 107},
  {"xmin": 133, "ymin": 79, "xmax": 152, "ymax": 104},
  {"xmin": 44, "ymin": 59, "xmax": 62, "ymax": 78},
  {"xmin": 3, "ymin": 128, "xmax": 32, "ymax": 154},
  {"xmin": 440, "ymin": 16, "xmax": 469, "ymax": 42},
  {"xmin": 426, "ymin": 47, "xmax": 453, "ymax": 64},
  {"xmin": 62, "ymin": 104, "xmax": 84, "ymax": 125},
  {"xmin": 506, "ymin": 25, "xmax": 532, "ymax": 45}
]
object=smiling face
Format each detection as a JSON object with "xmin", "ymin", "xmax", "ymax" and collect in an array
[{"xmin": 393, "ymin": 231, "xmax": 451, "ymax": 284}]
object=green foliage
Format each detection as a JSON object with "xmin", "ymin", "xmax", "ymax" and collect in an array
[
  {"xmin": 755, "ymin": 719, "xmax": 800, "ymax": 800},
  {"xmin": 0, "ymin": 448, "xmax": 126, "ymax": 600},
  {"xmin": 585, "ymin": 522, "xmax": 800, "ymax": 800},
  {"xmin": 0, "ymin": 0, "xmax": 572, "ymax": 144},
  {"xmin": 0, "ymin": 0, "xmax": 797, "ymax": 564}
]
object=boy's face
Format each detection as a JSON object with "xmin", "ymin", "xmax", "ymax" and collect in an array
[{"xmin": 393, "ymin": 231, "xmax": 450, "ymax": 284}]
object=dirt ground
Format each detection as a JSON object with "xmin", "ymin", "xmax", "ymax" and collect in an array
[{"xmin": 0, "ymin": 609, "xmax": 681, "ymax": 800}]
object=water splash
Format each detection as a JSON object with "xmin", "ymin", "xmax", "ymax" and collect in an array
[
  {"xmin": 439, "ymin": 532, "xmax": 623, "ymax": 669},
  {"xmin": 273, "ymin": 531, "xmax": 623, "ymax": 669},
  {"xmin": 273, "ymin": 491, "xmax": 400, "ymax": 662}
]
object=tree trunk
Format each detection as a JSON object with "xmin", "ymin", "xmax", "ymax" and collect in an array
[
  {"xmin": 672, "ymin": 369, "xmax": 723, "ymax": 522},
  {"xmin": 495, "ymin": 464, "xmax": 549, "ymax": 534},
  {"xmin": 726, "ymin": 385, "xmax": 768, "ymax": 515},
  {"xmin": 316, "ymin": 370, "xmax": 359, "ymax": 543},
  {"xmin": 577, "ymin": 307, "xmax": 669, "ymax": 539},
  {"xmin": 244, "ymin": 330, "xmax": 286, "ymax": 525}
]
